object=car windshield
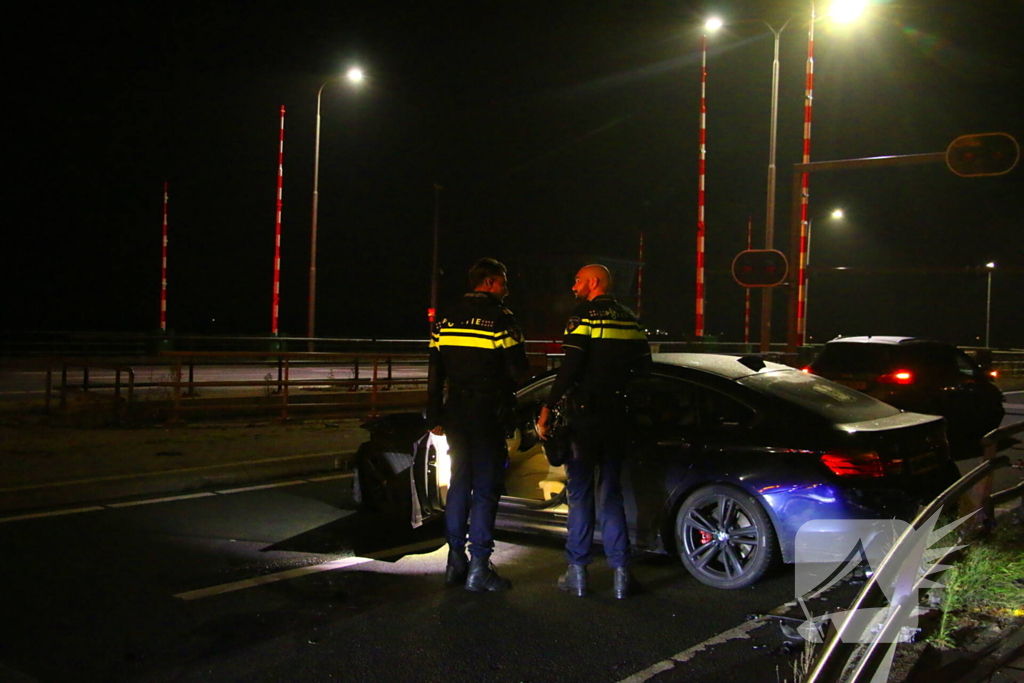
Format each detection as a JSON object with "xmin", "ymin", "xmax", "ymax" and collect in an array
[{"xmin": 741, "ymin": 370, "xmax": 900, "ymax": 424}]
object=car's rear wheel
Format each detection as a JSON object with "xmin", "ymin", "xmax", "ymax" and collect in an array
[{"xmin": 675, "ymin": 484, "xmax": 777, "ymax": 589}]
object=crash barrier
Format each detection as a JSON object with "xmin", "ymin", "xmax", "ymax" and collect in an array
[
  {"xmin": 159, "ymin": 351, "xmax": 435, "ymax": 422},
  {"xmin": 44, "ymin": 352, "xmax": 435, "ymax": 423},
  {"xmin": 804, "ymin": 419, "xmax": 1024, "ymax": 683},
  {"xmin": 50, "ymin": 362, "xmax": 136, "ymax": 421}
]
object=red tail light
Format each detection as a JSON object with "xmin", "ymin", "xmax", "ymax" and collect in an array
[
  {"xmin": 877, "ymin": 369, "xmax": 913, "ymax": 385},
  {"xmin": 801, "ymin": 366, "xmax": 812, "ymax": 374},
  {"xmin": 821, "ymin": 451, "xmax": 885, "ymax": 478},
  {"xmin": 989, "ymin": 369, "xmax": 998, "ymax": 379}
]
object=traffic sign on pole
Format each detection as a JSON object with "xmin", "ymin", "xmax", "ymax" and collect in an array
[
  {"xmin": 945, "ymin": 132, "xmax": 1019, "ymax": 177},
  {"xmin": 732, "ymin": 250, "xmax": 788, "ymax": 287}
]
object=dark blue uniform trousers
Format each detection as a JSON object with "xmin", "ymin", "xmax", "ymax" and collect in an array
[
  {"xmin": 564, "ymin": 411, "xmax": 630, "ymax": 569},
  {"xmin": 443, "ymin": 402, "xmax": 507, "ymax": 560}
]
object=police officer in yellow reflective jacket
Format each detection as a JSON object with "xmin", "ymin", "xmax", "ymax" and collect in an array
[
  {"xmin": 427, "ymin": 258, "xmax": 530, "ymax": 591},
  {"xmin": 537, "ymin": 264, "xmax": 651, "ymax": 599}
]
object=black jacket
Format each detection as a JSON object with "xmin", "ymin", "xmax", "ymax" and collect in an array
[
  {"xmin": 427, "ymin": 291, "xmax": 530, "ymax": 427},
  {"xmin": 545, "ymin": 295, "xmax": 651, "ymax": 408}
]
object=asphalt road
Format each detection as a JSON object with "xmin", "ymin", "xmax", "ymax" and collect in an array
[
  {"xmin": 0, "ymin": 475, "xmax": 822, "ymax": 683},
  {"xmin": 0, "ymin": 369, "xmax": 1019, "ymax": 682}
]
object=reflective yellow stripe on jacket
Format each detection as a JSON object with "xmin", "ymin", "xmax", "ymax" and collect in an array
[
  {"xmin": 434, "ymin": 328, "xmax": 522, "ymax": 350},
  {"xmin": 567, "ymin": 318, "xmax": 646, "ymax": 342}
]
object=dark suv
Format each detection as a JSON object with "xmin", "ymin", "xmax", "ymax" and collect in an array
[{"xmin": 806, "ymin": 336, "xmax": 1005, "ymax": 442}]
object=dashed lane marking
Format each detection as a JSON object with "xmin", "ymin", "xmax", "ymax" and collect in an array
[{"xmin": 615, "ymin": 617, "xmax": 769, "ymax": 683}]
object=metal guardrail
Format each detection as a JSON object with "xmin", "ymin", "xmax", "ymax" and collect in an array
[
  {"xmin": 160, "ymin": 351, "xmax": 427, "ymax": 422},
  {"xmin": 804, "ymin": 419, "xmax": 1024, "ymax": 683},
  {"xmin": 46, "ymin": 352, "xmax": 434, "ymax": 423}
]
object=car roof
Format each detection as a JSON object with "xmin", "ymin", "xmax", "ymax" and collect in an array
[
  {"xmin": 652, "ymin": 353, "xmax": 793, "ymax": 380},
  {"xmin": 823, "ymin": 336, "xmax": 951, "ymax": 347}
]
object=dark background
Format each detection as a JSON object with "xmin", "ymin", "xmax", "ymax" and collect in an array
[{"xmin": 8, "ymin": 0, "xmax": 1023, "ymax": 345}]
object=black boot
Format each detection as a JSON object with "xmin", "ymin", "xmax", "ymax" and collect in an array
[
  {"xmin": 445, "ymin": 547, "xmax": 468, "ymax": 587},
  {"xmin": 613, "ymin": 566, "xmax": 636, "ymax": 599},
  {"xmin": 558, "ymin": 564, "xmax": 588, "ymax": 597},
  {"xmin": 465, "ymin": 556, "xmax": 512, "ymax": 592}
]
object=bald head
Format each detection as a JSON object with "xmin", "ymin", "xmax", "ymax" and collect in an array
[{"xmin": 572, "ymin": 264, "xmax": 612, "ymax": 301}]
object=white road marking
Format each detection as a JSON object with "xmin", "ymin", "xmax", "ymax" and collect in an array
[
  {"xmin": 0, "ymin": 506, "xmax": 105, "ymax": 523},
  {"xmin": 174, "ymin": 538, "xmax": 444, "ymax": 602},
  {"xmin": 306, "ymin": 473, "xmax": 354, "ymax": 482},
  {"xmin": 175, "ymin": 557, "xmax": 373, "ymax": 601},
  {"xmin": 215, "ymin": 480, "xmax": 308, "ymax": 494},
  {"xmin": 362, "ymin": 538, "xmax": 445, "ymax": 559},
  {"xmin": 615, "ymin": 616, "xmax": 768, "ymax": 683},
  {"xmin": 0, "ymin": 466, "xmax": 354, "ymax": 524},
  {"xmin": 108, "ymin": 493, "xmax": 217, "ymax": 507},
  {"xmin": 0, "ymin": 451, "xmax": 350, "ymax": 493}
]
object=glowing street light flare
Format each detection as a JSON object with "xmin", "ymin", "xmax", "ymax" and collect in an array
[
  {"xmin": 346, "ymin": 66, "xmax": 365, "ymax": 84},
  {"xmin": 829, "ymin": 0, "xmax": 868, "ymax": 24},
  {"xmin": 705, "ymin": 17, "xmax": 723, "ymax": 32}
]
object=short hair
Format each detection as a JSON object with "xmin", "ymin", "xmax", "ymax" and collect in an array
[{"xmin": 468, "ymin": 258, "xmax": 507, "ymax": 289}]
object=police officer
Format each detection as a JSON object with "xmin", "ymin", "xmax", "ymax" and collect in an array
[
  {"xmin": 537, "ymin": 264, "xmax": 650, "ymax": 599},
  {"xmin": 427, "ymin": 258, "xmax": 530, "ymax": 591}
]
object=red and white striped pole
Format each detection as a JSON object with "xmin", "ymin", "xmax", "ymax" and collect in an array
[
  {"xmin": 695, "ymin": 33, "xmax": 708, "ymax": 339},
  {"xmin": 637, "ymin": 231, "xmax": 644, "ymax": 319},
  {"xmin": 160, "ymin": 182, "xmax": 169, "ymax": 332},
  {"xmin": 796, "ymin": 5, "xmax": 816, "ymax": 346},
  {"xmin": 744, "ymin": 216, "xmax": 752, "ymax": 345},
  {"xmin": 271, "ymin": 105, "xmax": 285, "ymax": 336}
]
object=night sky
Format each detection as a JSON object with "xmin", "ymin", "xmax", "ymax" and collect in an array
[{"xmin": 9, "ymin": 0, "xmax": 1023, "ymax": 347}]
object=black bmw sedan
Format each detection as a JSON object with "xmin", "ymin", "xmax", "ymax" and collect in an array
[{"xmin": 354, "ymin": 354, "xmax": 959, "ymax": 590}]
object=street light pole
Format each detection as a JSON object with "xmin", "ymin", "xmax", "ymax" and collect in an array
[
  {"xmin": 759, "ymin": 18, "xmax": 792, "ymax": 353},
  {"xmin": 308, "ymin": 67, "xmax": 364, "ymax": 345},
  {"xmin": 308, "ymin": 83, "xmax": 326, "ymax": 343},
  {"xmin": 801, "ymin": 208, "xmax": 843, "ymax": 342},
  {"xmin": 985, "ymin": 262, "xmax": 995, "ymax": 348}
]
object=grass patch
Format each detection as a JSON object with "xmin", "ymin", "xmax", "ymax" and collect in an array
[{"xmin": 931, "ymin": 519, "xmax": 1024, "ymax": 648}]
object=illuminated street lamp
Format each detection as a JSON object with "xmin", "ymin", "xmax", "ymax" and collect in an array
[
  {"xmin": 985, "ymin": 262, "xmax": 995, "ymax": 348},
  {"xmin": 800, "ymin": 208, "xmax": 844, "ymax": 342},
  {"xmin": 308, "ymin": 66, "xmax": 365, "ymax": 342}
]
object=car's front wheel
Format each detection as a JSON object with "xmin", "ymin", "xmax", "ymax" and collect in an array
[{"xmin": 675, "ymin": 484, "xmax": 778, "ymax": 589}]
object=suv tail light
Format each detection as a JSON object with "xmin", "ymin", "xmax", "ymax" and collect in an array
[
  {"xmin": 801, "ymin": 366, "xmax": 813, "ymax": 374},
  {"xmin": 820, "ymin": 450, "xmax": 896, "ymax": 478},
  {"xmin": 989, "ymin": 369, "xmax": 998, "ymax": 379},
  {"xmin": 877, "ymin": 369, "xmax": 914, "ymax": 385}
]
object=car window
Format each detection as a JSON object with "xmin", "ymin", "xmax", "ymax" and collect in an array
[
  {"xmin": 954, "ymin": 350, "xmax": 978, "ymax": 377},
  {"xmin": 628, "ymin": 375, "xmax": 755, "ymax": 432},
  {"xmin": 896, "ymin": 345, "xmax": 957, "ymax": 375},
  {"xmin": 697, "ymin": 384, "xmax": 757, "ymax": 428},
  {"xmin": 812, "ymin": 345, "xmax": 893, "ymax": 374},
  {"xmin": 742, "ymin": 370, "xmax": 900, "ymax": 424},
  {"xmin": 517, "ymin": 377, "xmax": 554, "ymax": 405},
  {"xmin": 628, "ymin": 376, "xmax": 697, "ymax": 431}
]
